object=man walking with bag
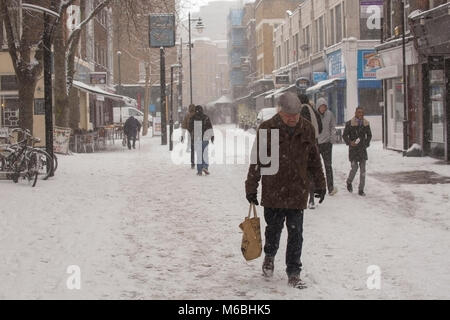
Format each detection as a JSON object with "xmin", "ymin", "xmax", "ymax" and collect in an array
[
  {"xmin": 245, "ymin": 92, "xmax": 326, "ymax": 289},
  {"xmin": 343, "ymin": 107, "xmax": 372, "ymax": 196}
]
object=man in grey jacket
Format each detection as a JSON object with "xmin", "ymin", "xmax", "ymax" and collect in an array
[{"xmin": 316, "ymin": 97, "xmax": 338, "ymax": 196}]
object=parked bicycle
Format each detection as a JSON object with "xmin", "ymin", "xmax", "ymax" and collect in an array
[{"xmin": 0, "ymin": 128, "xmax": 56, "ymax": 187}]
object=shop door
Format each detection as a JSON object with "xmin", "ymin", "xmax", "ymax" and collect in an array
[
  {"xmin": 386, "ymin": 79, "xmax": 404, "ymax": 151},
  {"xmin": 446, "ymin": 58, "xmax": 450, "ymax": 161}
]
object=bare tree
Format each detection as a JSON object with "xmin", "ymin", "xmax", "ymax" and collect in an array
[{"xmin": 53, "ymin": 0, "xmax": 112, "ymax": 128}]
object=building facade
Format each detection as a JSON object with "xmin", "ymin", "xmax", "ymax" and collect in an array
[
  {"xmin": 272, "ymin": 0, "xmax": 384, "ymax": 140},
  {"xmin": 377, "ymin": 0, "xmax": 450, "ymax": 161}
]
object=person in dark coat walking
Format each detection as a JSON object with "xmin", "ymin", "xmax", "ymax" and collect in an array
[
  {"xmin": 181, "ymin": 104, "xmax": 197, "ymax": 168},
  {"xmin": 343, "ymin": 107, "xmax": 372, "ymax": 196},
  {"xmin": 246, "ymin": 92, "xmax": 326, "ymax": 289},
  {"xmin": 123, "ymin": 116, "xmax": 141, "ymax": 150},
  {"xmin": 299, "ymin": 94, "xmax": 323, "ymax": 210},
  {"xmin": 189, "ymin": 105, "xmax": 214, "ymax": 176}
]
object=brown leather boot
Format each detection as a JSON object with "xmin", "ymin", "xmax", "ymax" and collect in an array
[
  {"xmin": 288, "ymin": 275, "xmax": 307, "ymax": 289},
  {"xmin": 262, "ymin": 256, "xmax": 274, "ymax": 278}
]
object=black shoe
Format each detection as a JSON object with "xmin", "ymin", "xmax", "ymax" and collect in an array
[
  {"xmin": 347, "ymin": 183, "xmax": 353, "ymax": 193},
  {"xmin": 288, "ymin": 275, "xmax": 307, "ymax": 289},
  {"xmin": 191, "ymin": 164, "xmax": 195, "ymax": 170},
  {"xmin": 203, "ymin": 168, "xmax": 210, "ymax": 176},
  {"xmin": 359, "ymin": 191, "xmax": 366, "ymax": 197},
  {"xmin": 197, "ymin": 172, "xmax": 203, "ymax": 177},
  {"xmin": 262, "ymin": 256, "xmax": 274, "ymax": 278}
]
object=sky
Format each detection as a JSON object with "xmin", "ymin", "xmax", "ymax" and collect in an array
[{"xmin": 180, "ymin": 0, "xmax": 244, "ymax": 15}]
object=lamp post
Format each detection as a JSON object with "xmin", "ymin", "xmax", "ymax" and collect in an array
[
  {"xmin": 117, "ymin": 50, "xmax": 123, "ymax": 124},
  {"xmin": 22, "ymin": 3, "xmax": 59, "ymax": 176},
  {"xmin": 170, "ymin": 64, "xmax": 181, "ymax": 151},
  {"xmin": 401, "ymin": 0, "xmax": 409, "ymax": 156},
  {"xmin": 188, "ymin": 12, "xmax": 205, "ymax": 105}
]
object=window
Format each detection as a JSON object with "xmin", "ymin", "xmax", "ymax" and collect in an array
[
  {"xmin": 330, "ymin": 8, "xmax": 335, "ymax": 45},
  {"xmin": 303, "ymin": 25, "xmax": 310, "ymax": 58},
  {"xmin": 335, "ymin": 4, "xmax": 343, "ymax": 43},
  {"xmin": 318, "ymin": 16, "xmax": 325, "ymax": 51},
  {"xmin": 1, "ymin": 75, "xmax": 18, "ymax": 91},
  {"xmin": 294, "ymin": 33, "xmax": 299, "ymax": 61}
]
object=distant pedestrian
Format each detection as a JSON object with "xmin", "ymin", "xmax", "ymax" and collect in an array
[
  {"xmin": 299, "ymin": 94, "xmax": 323, "ymax": 210},
  {"xmin": 343, "ymin": 107, "xmax": 372, "ymax": 196},
  {"xmin": 123, "ymin": 116, "xmax": 141, "ymax": 150},
  {"xmin": 246, "ymin": 92, "xmax": 326, "ymax": 289},
  {"xmin": 181, "ymin": 104, "xmax": 197, "ymax": 169},
  {"xmin": 316, "ymin": 97, "xmax": 338, "ymax": 196},
  {"xmin": 189, "ymin": 105, "xmax": 214, "ymax": 176}
]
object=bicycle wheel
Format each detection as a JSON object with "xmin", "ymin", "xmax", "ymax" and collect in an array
[
  {"xmin": 27, "ymin": 153, "xmax": 39, "ymax": 187},
  {"xmin": 33, "ymin": 149, "xmax": 54, "ymax": 180},
  {"xmin": 52, "ymin": 153, "xmax": 58, "ymax": 174}
]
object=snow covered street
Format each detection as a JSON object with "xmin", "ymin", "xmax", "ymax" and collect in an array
[{"xmin": 0, "ymin": 126, "xmax": 449, "ymax": 300}]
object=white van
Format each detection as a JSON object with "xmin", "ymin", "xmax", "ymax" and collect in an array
[{"xmin": 113, "ymin": 107, "xmax": 153, "ymax": 127}]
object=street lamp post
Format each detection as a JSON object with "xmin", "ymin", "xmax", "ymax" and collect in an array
[
  {"xmin": 117, "ymin": 50, "xmax": 123, "ymax": 124},
  {"xmin": 170, "ymin": 64, "xmax": 181, "ymax": 151},
  {"xmin": 188, "ymin": 12, "xmax": 205, "ymax": 106}
]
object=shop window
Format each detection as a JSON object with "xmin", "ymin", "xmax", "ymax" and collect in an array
[
  {"xmin": 1, "ymin": 75, "xmax": 19, "ymax": 91},
  {"xmin": 429, "ymin": 69, "xmax": 445, "ymax": 143},
  {"xmin": 359, "ymin": 88, "xmax": 383, "ymax": 116},
  {"xmin": 34, "ymin": 99, "xmax": 45, "ymax": 115},
  {"xmin": 1, "ymin": 97, "xmax": 19, "ymax": 127}
]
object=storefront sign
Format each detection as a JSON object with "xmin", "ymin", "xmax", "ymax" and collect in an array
[
  {"xmin": 328, "ymin": 50, "xmax": 345, "ymax": 79},
  {"xmin": 53, "ymin": 127, "xmax": 72, "ymax": 155},
  {"xmin": 358, "ymin": 50, "xmax": 382, "ymax": 79},
  {"xmin": 153, "ymin": 117, "xmax": 162, "ymax": 136},
  {"xmin": 90, "ymin": 72, "xmax": 107, "ymax": 85},
  {"xmin": 149, "ymin": 14, "xmax": 176, "ymax": 48},
  {"xmin": 275, "ymin": 75, "xmax": 290, "ymax": 85},
  {"xmin": 376, "ymin": 65, "xmax": 402, "ymax": 80},
  {"xmin": 313, "ymin": 72, "xmax": 328, "ymax": 84}
]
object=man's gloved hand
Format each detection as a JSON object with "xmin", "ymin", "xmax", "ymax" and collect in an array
[
  {"xmin": 211, "ymin": 136, "xmax": 215, "ymax": 144},
  {"xmin": 314, "ymin": 189, "xmax": 326, "ymax": 204},
  {"xmin": 181, "ymin": 136, "xmax": 185, "ymax": 143},
  {"xmin": 246, "ymin": 193, "xmax": 259, "ymax": 206}
]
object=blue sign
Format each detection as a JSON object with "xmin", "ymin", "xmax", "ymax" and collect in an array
[
  {"xmin": 313, "ymin": 72, "xmax": 328, "ymax": 84},
  {"xmin": 149, "ymin": 104, "xmax": 156, "ymax": 113},
  {"xmin": 327, "ymin": 50, "xmax": 345, "ymax": 79},
  {"xmin": 358, "ymin": 50, "xmax": 382, "ymax": 79},
  {"xmin": 149, "ymin": 14, "xmax": 176, "ymax": 48}
]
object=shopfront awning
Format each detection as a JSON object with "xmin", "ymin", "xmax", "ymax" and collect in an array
[
  {"xmin": 265, "ymin": 87, "xmax": 288, "ymax": 100},
  {"xmin": 306, "ymin": 78, "xmax": 341, "ymax": 93},
  {"xmin": 73, "ymin": 81, "xmax": 136, "ymax": 105}
]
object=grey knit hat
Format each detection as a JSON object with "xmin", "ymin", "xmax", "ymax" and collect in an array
[{"xmin": 278, "ymin": 92, "xmax": 301, "ymax": 114}]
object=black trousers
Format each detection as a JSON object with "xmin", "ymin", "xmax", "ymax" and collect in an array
[
  {"xmin": 319, "ymin": 142, "xmax": 334, "ymax": 193},
  {"xmin": 190, "ymin": 139, "xmax": 195, "ymax": 166},
  {"xmin": 264, "ymin": 208, "xmax": 304, "ymax": 277},
  {"xmin": 127, "ymin": 134, "xmax": 136, "ymax": 149}
]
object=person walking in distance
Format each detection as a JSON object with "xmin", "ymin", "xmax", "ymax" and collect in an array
[
  {"xmin": 123, "ymin": 116, "xmax": 141, "ymax": 150},
  {"xmin": 343, "ymin": 107, "xmax": 372, "ymax": 196},
  {"xmin": 189, "ymin": 105, "xmax": 215, "ymax": 176},
  {"xmin": 181, "ymin": 104, "xmax": 197, "ymax": 169},
  {"xmin": 246, "ymin": 92, "xmax": 326, "ymax": 289},
  {"xmin": 316, "ymin": 97, "xmax": 338, "ymax": 196},
  {"xmin": 299, "ymin": 94, "xmax": 323, "ymax": 210}
]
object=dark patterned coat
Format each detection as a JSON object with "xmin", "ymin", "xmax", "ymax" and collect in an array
[{"xmin": 246, "ymin": 114, "xmax": 326, "ymax": 210}]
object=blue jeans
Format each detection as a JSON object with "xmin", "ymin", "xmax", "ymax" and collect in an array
[
  {"xmin": 264, "ymin": 208, "xmax": 304, "ymax": 277},
  {"xmin": 194, "ymin": 140, "xmax": 209, "ymax": 173}
]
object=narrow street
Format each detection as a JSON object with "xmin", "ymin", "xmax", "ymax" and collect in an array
[{"xmin": 0, "ymin": 126, "xmax": 449, "ymax": 300}]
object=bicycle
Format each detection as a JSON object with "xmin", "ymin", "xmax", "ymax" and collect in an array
[{"xmin": 0, "ymin": 129, "xmax": 39, "ymax": 187}]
